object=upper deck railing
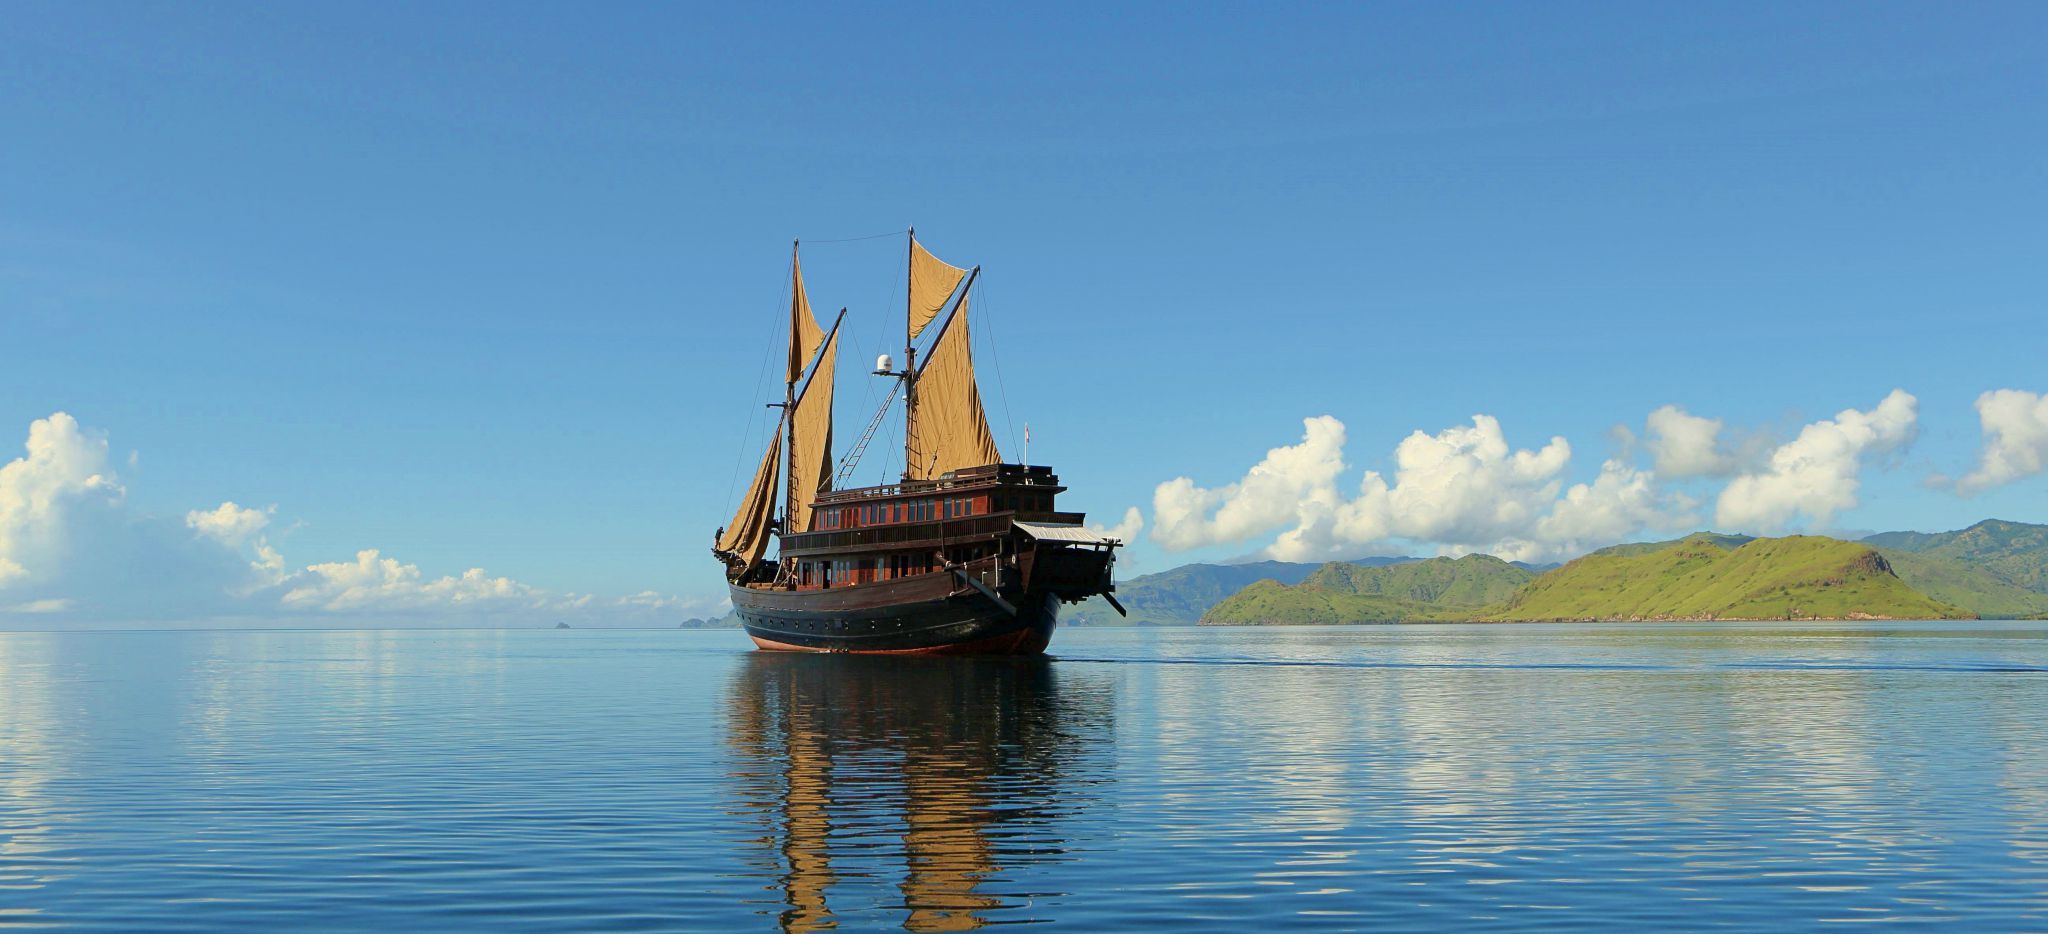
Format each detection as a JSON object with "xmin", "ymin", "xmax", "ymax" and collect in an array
[{"xmin": 814, "ymin": 463, "xmax": 1062, "ymax": 505}]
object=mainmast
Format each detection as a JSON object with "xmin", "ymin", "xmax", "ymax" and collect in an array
[
  {"xmin": 784, "ymin": 240, "xmax": 800, "ymax": 528},
  {"xmin": 903, "ymin": 227, "xmax": 917, "ymax": 482}
]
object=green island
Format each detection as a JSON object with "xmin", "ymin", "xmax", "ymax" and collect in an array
[
  {"xmin": 1178, "ymin": 519, "xmax": 2048, "ymax": 625},
  {"xmin": 1199, "ymin": 555, "xmax": 1533, "ymax": 625}
]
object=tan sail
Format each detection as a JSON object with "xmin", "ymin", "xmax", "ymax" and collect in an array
[
  {"xmin": 907, "ymin": 240, "xmax": 967, "ymax": 341},
  {"xmin": 717, "ymin": 431, "xmax": 782, "ymax": 570},
  {"xmin": 787, "ymin": 331, "xmax": 837, "ymax": 533},
  {"xmin": 789, "ymin": 251, "xmax": 824, "ymax": 383},
  {"xmin": 907, "ymin": 294, "xmax": 1002, "ymax": 480}
]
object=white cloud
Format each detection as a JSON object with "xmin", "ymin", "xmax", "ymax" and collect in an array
[
  {"xmin": 1086, "ymin": 506, "xmax": 1144, "ymax": 544},
  {"xmin": 1153, "ymin": 416, "xmax": 1346, "ymax": 551},
  {"xmin": 1957, "ymin": 389, "xmax": 2048, "ymax": 495},
  {"xmin": 1368, "ymin": 415, "xmax": 1573, "ymax": 550},
  {"xmin": 0, "ymin": 413, "xmax": 719, "ymax": 627},
  {"xmin": 278, "ymin": 549, "xmax": 542, "ymax": 612},
  {"xmin": 0, "ymin": 412, "xmax": 125, "ymax": 586},
  {"xmin": 186, "ymin": 501, "xmax": 272, "ymax": 547},
  {"xmin": 5, "ymin": 598, "xmax": 71, "ymax": 614},
  {"xmin": 1154, "ymin": 413, "xmax": 1691, "ymax": 564},
  {"xmin": 1533, "ymin": 459, "xmax": 1700, "ymax": 559},
  {"xmin": 1645, "ymin": 405, "xmax": 1735, "ymax": 478},
  {"xmin": 1715, "ymin": 389, "xmax": 1918, "ymax": 531}
]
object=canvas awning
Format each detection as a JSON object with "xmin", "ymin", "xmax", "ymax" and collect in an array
[{"xmin": 1014, "ymin": 521, "xmax": 1122, "ymax": 546}]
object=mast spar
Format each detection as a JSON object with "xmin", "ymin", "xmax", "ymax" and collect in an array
[
  {"xmin": 901, "ymin": 230, "xmax": 972, "ymax": 481},
  {"xmin": 779, "ymin": 241, "xmax": 840, "ymax": 538},
  {"xmin": 903, "ymin": 227, "xmax": 916, "ymax": 482},
  {"xmin": 783, "ymin": 240, "xmax": 799, "ymax": 530}
]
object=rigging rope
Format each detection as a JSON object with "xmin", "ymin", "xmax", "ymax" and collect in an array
[
  {"xmin": 796, "ymin": 227, "xmax": 910, "ymax": 244},
  {"xmin": 720, "ymin": 252, "xmax": 793, "ymax": 520},
  {"xmin": 978, "ymin": 277, "xmax": 1022, "ymax": 462}
]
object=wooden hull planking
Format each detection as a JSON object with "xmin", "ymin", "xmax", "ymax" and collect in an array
[{"xmin": 730, "ymin": 562, "xmax": 1061, "ymax": 655}]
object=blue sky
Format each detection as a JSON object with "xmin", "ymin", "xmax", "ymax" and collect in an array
[{"xmin": 4, "ymin": 3, "xmax": 2046, "ymax": 623}]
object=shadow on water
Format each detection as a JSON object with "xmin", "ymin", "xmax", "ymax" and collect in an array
[{"xmin": 724, "ymin": 652, "xmax": 1114, "ymax": 932}]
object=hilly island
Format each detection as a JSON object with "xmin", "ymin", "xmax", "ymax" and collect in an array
[{"xmin": 1068, "ymin": 519, "xmax": 2048, "ymax": 626}]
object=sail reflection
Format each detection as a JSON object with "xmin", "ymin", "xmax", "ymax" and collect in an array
[{"xmin": 726, "ymin": 653, "xmax": 1110, "ymax": 931}]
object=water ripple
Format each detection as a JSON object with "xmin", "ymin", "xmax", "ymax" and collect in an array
[{"xmin": 0, "ymin": 624, "xmax": 2045, "ymax": 928}]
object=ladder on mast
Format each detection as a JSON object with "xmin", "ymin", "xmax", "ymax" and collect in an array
[{"xmin": 834, "ymin": 390, "xmax": 898, "ymax": 488}]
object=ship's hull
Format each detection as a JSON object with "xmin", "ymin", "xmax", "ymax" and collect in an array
[{"xmin": 730, "ymin": 572, "xmax": 1058, "ymax": 655}]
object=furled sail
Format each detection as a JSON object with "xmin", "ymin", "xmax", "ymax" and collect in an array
[
  {"xmin": 717, "ymin": 431, "xmax": 782, "ymax": 572},
  {"xmin": 788, "ymin": 251, "xmax": 824, "ymax": 383},
  {"xmin": 787, "ymin": 330, "xmax": 837, "ymax": 533},
  {"xmin": 906, "ymin": 293, "xmax": 1002, "ymax": 480},
  {"xmin": 907, "ymin": 240, "xmax": 967, "ymax": 341}
]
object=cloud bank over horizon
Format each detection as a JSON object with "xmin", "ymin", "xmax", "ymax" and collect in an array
[
  {"xmin": 1148, "ymin": 386, "xmax": 2041, "ymax": 564},
  {"xmin": 8, "ymin": 383, "xmax": 2043, "ymax": 627},
  {"xmin": 0, "ymin": 412, "xmax": 722, "ymax": 627}
]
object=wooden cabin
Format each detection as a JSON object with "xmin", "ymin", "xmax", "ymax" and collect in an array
[{"xmin": 777, "ymin": 464, "xmax": 1082, "ymax": 590}]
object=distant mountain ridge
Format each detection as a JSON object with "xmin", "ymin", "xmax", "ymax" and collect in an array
[
  {"xmin": 1863, "ymin": 519, "xmax": 2048, "ymax": 618},
  {"xmin": 1200, "ymin": 555, "xmax": 1533, "ymax": 625},
  {"xmin": 1066, "ymin": 556, "xmax": 1416, "ymax": 627},
  {"xmin": 1145, "ymin": 520, "xmax": 2048, "ymax": 626}
]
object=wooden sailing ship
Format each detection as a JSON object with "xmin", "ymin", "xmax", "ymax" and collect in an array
[{"xmin": 713, "ymin": 231, "xmax": 1125, "ymax": 654}]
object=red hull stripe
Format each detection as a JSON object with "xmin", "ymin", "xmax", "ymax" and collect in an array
[{"xmin": 750, "ymin": 625, "xmax": 1051, "ymax": 656}]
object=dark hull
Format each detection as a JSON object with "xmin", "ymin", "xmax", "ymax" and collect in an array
[{"xmin": 730, "ymin": 572, "xmax": 1058, "ymax": 655}]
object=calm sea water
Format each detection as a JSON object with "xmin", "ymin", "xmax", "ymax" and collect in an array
[{"xmin": 3, "ymin": 623, "xmax": 2047, "ymax": 930}]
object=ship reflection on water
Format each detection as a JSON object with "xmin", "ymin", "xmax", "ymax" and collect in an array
[{"xmin": 725, "ymin": 653, "xmax": 1114, "ymax": 931}]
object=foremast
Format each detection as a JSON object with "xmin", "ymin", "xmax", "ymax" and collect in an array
[{"xmin": 715, "ymin": 242, "xmax": 842, "ymax": 582}]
